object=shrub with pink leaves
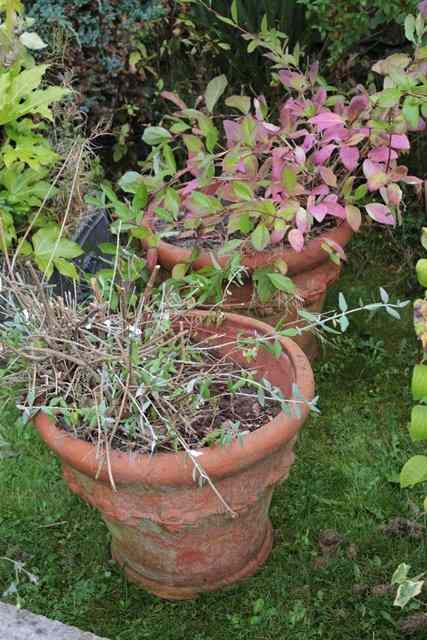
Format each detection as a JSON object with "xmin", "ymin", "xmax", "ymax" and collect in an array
[{"xmin": 107, "ymin": 6, "xmax": 427, "ymax": 299}]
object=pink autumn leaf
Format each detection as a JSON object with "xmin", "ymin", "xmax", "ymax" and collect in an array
[
  {"xmin": 419, "ymin": 1, "xmax": 427, "ymax": 17},
  {"xmin": 290, "ymin": 128, "xmax": 310, "ymax": 140},
  {"xmin": 303, "ymin": 134, "xmax": 316, "ymax": 152},
  {"xmin": 161, "ymin": 91, "xmax": 188, "ymax": 111},
  {"xmin": 288, "ymin": 228, "xmax": 305, "ymax": 252},
  {"xmin": 390, "ymin": 164, "xmax": 408, "ymax": 180},
  {"xmin": 254, "ymin": 96, "xmax": 267, "ymax": 120},
  {"xmin": 223, "ymin": 120, "xmax": 240, "ymax": 147},
  {"xmin": 363, "ymin": 159, "xmax": 388, "ymax": 191},
  {"xmin": 262, "ymin": 122, "xmax": 281, "ymax": 134},
  {"xmin": 323, "ymin": 126, "xmax": 349, "ymax": 144},
  {"xmin": 409, "ymin": 116, "xmax": 426, "ymax": 132},
  {"xmin": 308, "ymin": 61, "xmax": 319, "ymax": 84},
  {"xmin": 294, "ymin": 146, "xmax": 306, "ymax": 165},
  {"xmin": 236, "ymin": 160, "xmax": 247, "ymax": 173},
  {"xmin": 279, "ymin": 106, "xmax": 296, "ymax": 131},
  {"xmin": 313, "ymin": 88, "xmax": 327, "ymax": 107},
  {"xmin": 389, "ymin": 134, "xmax": 410, "ymax": 150},
  {"xmin": 180, "ymin": 179, "xmax": 199, "ymax": 197},
  {"xmin": 313, "ymin": 144, "xmax": 337, "ymax": 165},
  {"xmin": 319, "ymin": 166, "xmax": 337, "ymax": 188},
  {"xmin": 271, "ymin": 229, "xmax": 286, "ymax": 244},
  {"xmin": 348, "ymin": 94, "xmax": 369, "ymax": 120},
  {"xmin": 309, "ymin": 111, "xmax": 345, "ymax": 130},
  {"xmin": 365, "ymin": 203, "xmax": 395, "ymax": 225},
  {"xmin": 340, "ymin": 145, "xmax": 360, "ymax": 171},
  {"xmin": 380, "ymin": 184, "xmax": 402, "ymax": 206},
  {"xmin": 324, "ymin": 238, "xmax": 347, "ymax": 260},
  {"xmin": 368, "ymin": 146, "xmax": 398, "ymax": 163},
  {"xmin": 312, "ymin": 184, "xmax": 330, "ymax": 197},
  {"xmin": 272, "ymin": 148, "xmax": 288, "ymax": 181},
  {"xmin": 296, "ymin": 208, "xmax": 310, "ymax": 232},
  {"xmin": 308, "ymin": 203, "xmax": 328, "ymax": 222},
  {"xmin": 279, "ymin": 70, "xmax": 304, "ymax": 89},
  {"xmin": 324, "ymin": 195, "xmax": 346, "ymax": 218},
  {"xmin": 401, "ymin": 175, "xmax": 423, "ymax": 186}
]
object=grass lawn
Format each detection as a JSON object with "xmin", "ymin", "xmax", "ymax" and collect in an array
[{"xmin": 0, "ymin": 232, "xmax": 426, "ymax": 639}]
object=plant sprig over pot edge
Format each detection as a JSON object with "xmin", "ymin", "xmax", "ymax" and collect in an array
[
  {"xmin": 94, "ymin": 3, "xmax": 427, "ymax": 304},
  {"xmin": 0, "ymin": 268, "xmax": 315, "ymax": 457},
  {"xmin": 0, "ymin": 259, "xmax": 408, "ymax": 460}
]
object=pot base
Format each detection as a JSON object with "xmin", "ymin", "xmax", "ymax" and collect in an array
[{"xmin": 111, "ymin": 521, "xmax": 273, "ymax": 600}]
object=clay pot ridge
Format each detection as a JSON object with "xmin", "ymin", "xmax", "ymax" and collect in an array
[
  {"xmin": 35, "ymin": 311, "xmax": 314, "ymax": 489},
  {"xmin": 148, "ymin": 219, "xmax": 353, "ymax": 276}
]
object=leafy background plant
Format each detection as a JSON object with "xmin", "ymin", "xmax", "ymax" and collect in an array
[
  {"xmin": 0, "ymin": 1, "xmax": 83, "ymax": 278},
  {"xmin": 298, "ymin": 0, "xmax": 419, "ymax": 67}
]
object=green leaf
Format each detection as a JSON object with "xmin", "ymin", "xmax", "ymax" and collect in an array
[
  {"xmin": 172, "ymin": 263, "xmax": 188, "ymax": 280},
  {"xmin": 216, "ymin": 14, "xmax": 235, "ymax": 27},
  {"xmin": 403, "ymin": 97, "xmax": 420, "ymax": 129},
  {"xmin": 261, "ymin": 14, "xmax": 268, "ymax": 33},
  {"xmin": 282, "ymin": 167, "xmax": 297, "ymax": 193},
  {"xmin": 410, "ymin": 406, "xmax": 427, "ymax": 442},
  {"xmin": 98, "ymin": 242, "xmax": 117, "ymax": 255},
  {"xmin": 233, "ymin": 181, "xmax": 254, "ymax": 201},
  {"xmin": 253, "ymin": 270, "xmax": 275, "ymax": 304},
  {"xmin": 400, "ymin": 455, "xmax": 427, "ymax": 488},
  {"xmin": 170, "ymin": 120, "xmax": 190, "ymax": 134},
  {"xmin": 32, "ymin": 225, "xmax": 82, "ymax": 279},
  {"xmin": 251, "ymin": 224, "xmax": 270, "ymax": 251},
  {"xmin": 394, "ymin": 579, "xmax": 424, "ymax": 608},
  {"xmin": 132, "ymin": 183, "xmax": 148, "ymax": 211},
  {"xmin": 204, "ymin": 74, "xmax": 228, "ymax": 113},
  {"xmin": 338, "ymin": 292, "xmax": 348, "ymax": 312},
  {"xmin": 391, "ymin": 563, "xmax": 411, "ymax": 585},
  {"xmin": 142, "ymin": 126, "xmax": 172, "ymax": 146},
  {"xmin": 218, "ymin": 239, "xmax": 242, "ymax": 255},
  {"xmin": 15, "ymin": 239, "xmax": 32, "ymax": 256},
  {"xmin": 231, "ymin": 0, "xmax": 238, "ymax": 23},
  {"xmin": 405, "ymin": 14, "xmax": 416, "ymax": 43},
  {"xmin": 416, "ymin": 259, "xmax": 427, "ymax": 287},
  {"xmin": 163, "ymin": 144, "xmax": 176, "ymax": 174},
  {"xmin": 53, "ymin": 258, "xmax": 79, "ymax": 280},
  {"xmin": 353, "ymin": 184, "xmax": 368, "ymax": 201},
  {"xmin": 183, "ymin": 134, "xmax": 203, "ymax": 154},
  {"xmin": 375, "ymin": 88, "xmax": 401, "ymax": 108},
  {"xmin": 190, "ymin": 191, "xmax": 222, "ymax": 213},
  {"xmin": 412, "ymin": 364, "xmax": 427, "ymax": 400},
  {"xmin": 19, "ymin": 32, "xmax": 47, "ymax": 50},
  {"xmin": 225, "ymin": 95, "xmax": 251, "ymax": 114},
  {"xmin": 164, "ymin": 188, "xmax": 181, "ymax": 216},
  {"xmin": 267, "ymin": 273, "xmax": 296, "ymax": 294}
]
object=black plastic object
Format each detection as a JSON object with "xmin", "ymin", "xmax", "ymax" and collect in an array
[{"xmin": 50, "ymin": 208, "xmax": 113, "ymax": 302}]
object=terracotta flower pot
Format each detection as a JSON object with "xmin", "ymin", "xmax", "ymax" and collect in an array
[
  {"xmin": 34, "ymin": 311, "xmax": 314, "ymax": 600},
  {"xmin": 151, "ymin": 222, "xmax": 353, "ymax": 360}
]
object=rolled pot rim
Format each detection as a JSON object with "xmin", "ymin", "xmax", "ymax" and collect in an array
[{"xmin": 150, "ymin": 220, "xmax": 353, "ymax": 275}]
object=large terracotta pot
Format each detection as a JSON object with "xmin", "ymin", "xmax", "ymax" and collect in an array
[
  {"xmin": 152, "ymin": 223, "xmax": 353, "ymax": 361},
  {"xmin": 35, "ymin": 312, "xmax": 314, "ymax": 600}
]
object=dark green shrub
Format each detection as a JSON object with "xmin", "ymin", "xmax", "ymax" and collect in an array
[
  {"xmin": 25, "ymin": 0, "xmax": 167, "ymax": 74},
  {"xmin": 298, "ymin": 0, "xmax": 419, "ymax": 65},
  {"xmin": 189, "ymin": 0, "xmax": 305, "ymax": 92}
]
